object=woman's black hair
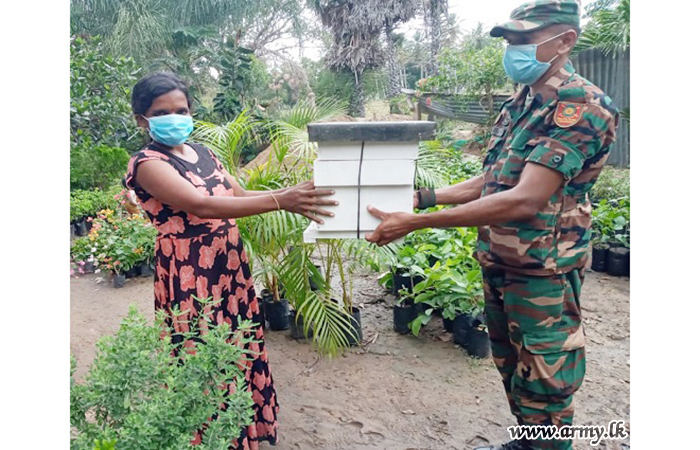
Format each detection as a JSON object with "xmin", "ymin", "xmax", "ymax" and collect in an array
[{"xmin": 131, "ymin": 72, "xmax": 192, "ymax": 116}]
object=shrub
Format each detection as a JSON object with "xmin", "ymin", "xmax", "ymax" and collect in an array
[
  {"xmin": 70, "ymin": 303, "xmax": 256, "ymax": 450},
  {"xmin": 71, "ymin": 141, "xmax": 131, "ymax": 191},
  {"xmin": 590, "ymin": 166, "xmax": 630, "ymax": 203},
  {"xmin": 70, "ymin": 186, "xmax": 122, "ymax": 222}
]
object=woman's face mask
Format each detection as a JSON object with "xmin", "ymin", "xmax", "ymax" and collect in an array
[
  {"xmin": 143, "ymin": 113, "xmax": 194, "ymax": 147},
  {"xmin": 502, "ymin": 31, "xmax": 569, "ymax": 85}
]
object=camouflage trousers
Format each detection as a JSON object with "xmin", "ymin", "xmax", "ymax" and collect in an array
[{"xmin": 482, "ymin": 268, "xmax": 586, "ymax": 450}]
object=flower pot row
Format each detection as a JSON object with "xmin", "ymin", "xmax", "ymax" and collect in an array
[
  {"xmin": 112, "ymin": 263, "xmax": 155, "ymax": 288},
  {"xmin": 258, "ymin": 289, "xmax": 363, "ymax": 346},
  {"xmin": 592, "ymin": 245, "xmax": 630, "ymax": 277},
  {"xmin": 393, "ymin": 303, "xmax": 490, "ymax": 358}
]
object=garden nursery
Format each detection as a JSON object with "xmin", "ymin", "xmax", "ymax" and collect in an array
[{"xmin": 69, "ymin": 1, "xmax": 630, "ymax": 449}]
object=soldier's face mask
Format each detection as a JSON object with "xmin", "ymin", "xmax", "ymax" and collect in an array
[{"xmin": 503, "ymin": 31, "xmax": 568, "ymax": 85}]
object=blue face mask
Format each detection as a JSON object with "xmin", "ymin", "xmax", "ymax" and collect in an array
[
  {"xmin": 502, "ymin": 31, "xmax": 567, "ymax": 85},
  {"xmin": 144, "ymin": 114, "xmax": 194, "ymax": 146}
]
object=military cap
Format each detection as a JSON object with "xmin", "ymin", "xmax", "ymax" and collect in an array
[{"xmin": 490, "ymin": 0, "xmax": 581, "ymax": 37}]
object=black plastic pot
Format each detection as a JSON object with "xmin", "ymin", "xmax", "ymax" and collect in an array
[
  {"xmin": 443, "ymin": 317, "xmax": 454, "ymax": 333},
  {"xmin": 139, "ymin": 263, "xmax": 154, "ymax": 277},
  {"xmin": 607, "ymin": 247, "xmax": 630, "ymax": 277},
  {"xmin": 427, "ymin": 255, "xmax": 439, "ymax": 267},
  {"xmin": 261, "ymin": 289, "xmax": 274, "ymax": 303},
  {"xmin": 343, "ymin": 306, "xmax": 363, "ymax": 346},
  {"xmin": 452, "ymin": 313, "xmax": 474, "ymax": 347},
  {"xmin": 393, "ymin": 304, "xmax": 417, "ymax": 335},
  {"xmin": 266, "ymin": 299, "xmax": 291, "ymax": 331},
  {"xmin": 309, "ymin": 264, "xmax": 322, "ymax": 291},
  {"xmin": 465, "ymin": 315, "xmax": 491, "ymax": 359},
  {"xmin": 125, "ymin": 266, "xmax": 139, "ymax": 279},
  {"xmin": 113, "ymin": 273, "xmax": 126, "ymax": 288},
  {"xmin": 74, "ymin": 219, "xmax": 88, "ymax": 237},
  {"xmin": 591, "ymin": 245, "xmax": 609, "ymax": 272},
  {"xmin": 289, "ymin": 311, "xmax": 313, "ymax": 340},
  {"xmin": 391, "ymin": 271, "xmax": 424, "ymax": 295},
  {"xmin": 257, "ymin": 297, "xmax": 267, "ymax": 329},
  {"xmin": 84, "ymin": 261, "xmax": 96, "ymax": 273}
]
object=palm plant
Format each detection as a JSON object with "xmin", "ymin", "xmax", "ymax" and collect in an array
[
  {"xmin": 191, "ymin": 110, "xmax": 261, "ymax": 176},
  {"xmin": 268, "ymin": 97, "xmax": 349, "ymax": 164}
]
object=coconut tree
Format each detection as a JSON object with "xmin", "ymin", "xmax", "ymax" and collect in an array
[{"xmin": 423, "ymin": 0, "xmax": 449, "ymax": 76}]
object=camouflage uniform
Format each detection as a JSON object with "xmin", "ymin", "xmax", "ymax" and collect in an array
[{"xmin": 478, "ymin": 1, "xmax": 619, "ymax": 449}]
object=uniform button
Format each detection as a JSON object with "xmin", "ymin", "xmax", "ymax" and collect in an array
[{"xmin": 552, "ymin": 155, "xmax": 562, "ymax": 163}]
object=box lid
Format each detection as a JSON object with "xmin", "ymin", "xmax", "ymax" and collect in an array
[{"xmin": 308, "ymin": 121, "xmax": 436, "ymax": 143}]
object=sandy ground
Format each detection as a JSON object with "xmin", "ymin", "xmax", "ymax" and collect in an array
[{"xmin": 71, "ymin": 268, "xmax": 630, "ymax": 450}]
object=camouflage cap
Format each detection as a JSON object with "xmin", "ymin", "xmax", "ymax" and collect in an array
[{"xmin": 490, "ymin": 0, "xmax": 580, "ymax": 37}]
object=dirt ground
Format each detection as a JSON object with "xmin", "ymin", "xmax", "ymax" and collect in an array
[{"xmin": 71, "ymin": 267, "xmax": 630, "ymax": 450}]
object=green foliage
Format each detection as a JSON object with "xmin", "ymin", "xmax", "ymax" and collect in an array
[
  {"xmin": 70, "ymin": 303, "xmax": 255, "ymax": 450},
  {"xmin": 421, "ymin": 36, "xmax": 508, "ymax": 97},
  {"xmin": 590, "ymin": 166, "xmax": 630, "ymax": 203},
  {"xmin": 70, "ymin": 185, "xmax": 122, "ymax": 222},
  {"xmin": 70, "ymin": 36, "xmax": 141, "ymax": 150},
  {"xmin": 394, "ymin": 227, "xmax": 484, "ymax": 335},
  {"xmin": 191, "ymin": 110, "xmax": 261, "ymax": 174},
  {"xmin": 71, "ymin": 35, "xmax": 140, "ymax": 191},
  {"xmin": 592, "ymin": 198, "xmax": 630, "ymax": 249},
  {"xmin": 575, "ymin": 0, "xmax": 630, "ymax": 57},
  {"xmin": 71, "ymin": 141, "xmax": 131, "ymax": 191},
  {"xmin": 71, "ymin": 208, "xmax": 158, "ymax": 273},
  {"xmin": 213, "ymin": 43, "xmax": 256, "ymax": 121}
]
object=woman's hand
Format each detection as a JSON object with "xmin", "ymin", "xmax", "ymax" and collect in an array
[{"xmin": 277, "ymin": 181, "xmax": 338, "ymax": 224}]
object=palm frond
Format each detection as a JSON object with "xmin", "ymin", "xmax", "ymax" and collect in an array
[
  {"xmin": 414, "ymin": 140, "xmax": 452, "ymax": 188},
  {"xmin": 192, "ymin": 110, "xmax": 260, "ymax": 174}
]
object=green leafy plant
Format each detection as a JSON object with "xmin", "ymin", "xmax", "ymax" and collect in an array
[
  {"xmin": 70, "ymin": 35, "xmax": 141, "ymax": 150},
  {"xmin": 213, "ymin": 42, "xmax": 256, "ymax": 121},
  {"xmin": 391, "ymin": 227, "xmax": 484, "ymax": 336},
  {"xmin": 70, "ymin": 302, "xmax": 256, "ymax": 450},
  {"xmin": 590, "ymin": 166, "xmax": 630, "ymax": 203},
  {"xmin": 73, "ymin": 208, "xmax": 157, "ymax": 275},
  {"xmin": 70, "ymin": 186, "xmax": 123, "ymax": 222},
  {"xmin": 591, "ymin": 198, "xmax": 630, "ymax": 249}
]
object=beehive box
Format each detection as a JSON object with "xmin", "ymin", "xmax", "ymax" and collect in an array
[{"xmin": 303, "ymin": 121, "xmax": 436, "ymax": 243}]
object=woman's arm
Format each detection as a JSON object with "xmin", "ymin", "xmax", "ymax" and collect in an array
[
  {"xmin": 220, "ymin": 169, "xmax": 290, "ymax": 198},
  {"xmin": 135, "ymin": 160, "xmax": 336, "ymax": 223}
]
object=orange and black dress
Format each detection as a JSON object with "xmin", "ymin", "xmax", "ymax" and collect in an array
[{"xmin": 125, "ymin": 141, "xmax": 279, "ymax": 449}]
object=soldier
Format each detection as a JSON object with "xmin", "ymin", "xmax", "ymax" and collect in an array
[{"xmin": 366, "ymin": 1, "xmax": 619, "ymax": 449}]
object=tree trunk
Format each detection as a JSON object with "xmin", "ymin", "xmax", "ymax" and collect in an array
[
  {"xmin": 428, "ymin": 0, "xmax": 441, "ymax": 76},
  {"xmin": 385, "ymin": 23, "xmax": 402, "ymax": 113},
  {"xmin": 349, "ymin": 71, "xmax": 365, "ymax": 118}
]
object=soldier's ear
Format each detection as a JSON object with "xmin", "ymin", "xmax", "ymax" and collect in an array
[{"xmin": 561, "ymin": 29, "xmax": 578, "ymax": 54}]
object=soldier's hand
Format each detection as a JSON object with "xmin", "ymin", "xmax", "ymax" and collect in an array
[{"xmin": 365, "ymin": 205, "xmax": 415, "ymax": 247}]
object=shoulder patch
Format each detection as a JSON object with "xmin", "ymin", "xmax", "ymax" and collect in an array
[{"xmin": 554, "ymin": 102, "xmax": 585, "ymax": 128}]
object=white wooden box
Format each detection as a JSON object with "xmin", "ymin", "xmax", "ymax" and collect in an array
[{"xmin": 303, "ymin": 121, "xmax": 436, "ymax": 243}]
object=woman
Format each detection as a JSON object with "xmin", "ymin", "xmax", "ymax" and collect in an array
[{"xmin": 124, "ymin": 72, "xmax": 336, "ymax": 448}]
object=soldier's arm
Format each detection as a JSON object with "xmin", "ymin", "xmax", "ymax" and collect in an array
[
  {"xmin": 435, "ymin": 175, "xmax": 485, "ymax": 205},
  {"xmin": 367, "ymin": 102, "xmax": 617, "ymax": 246}
]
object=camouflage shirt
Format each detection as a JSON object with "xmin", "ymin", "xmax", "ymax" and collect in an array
[{"xmin": 476, "ymin": 60, "xmax": 619, "ymax": 276}]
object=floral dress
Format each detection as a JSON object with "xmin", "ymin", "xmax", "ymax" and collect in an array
[{"xmin": 124, "ymin": 141, "xmax": 279, "ymax": 449}]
